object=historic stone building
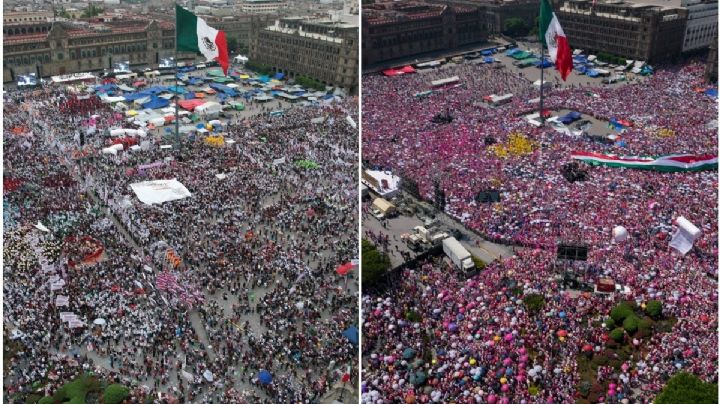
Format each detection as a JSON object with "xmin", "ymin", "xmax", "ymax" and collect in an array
[
  {"xmin": 250, "ymin": 17, "xmax": 359, "ymax": 93},
  {"xmin": 362, "ymin": 1, "xmax": 488, "ymax": 67},
  {"xmin": 556, "ymin": 0, "xmax": 688, "ymax": 62},
  {"xmin": 3, "ymin": 18, "xmax": 197, "ymax": 82}
]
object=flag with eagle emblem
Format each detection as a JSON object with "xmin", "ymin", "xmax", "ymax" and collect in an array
[
  {"xmin": 539, "ymin": 0, "xmax": 572, "ymax": 81},
  {"xmin": 176, "ymin": 5, "xmax": 229, "ymax": 75}
]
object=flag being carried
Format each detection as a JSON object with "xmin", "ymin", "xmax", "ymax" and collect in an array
[
  {"xmin": 539, "ymin": 0, "xmax": 573, "ymax": 81},
  {"xmin": 571, "ymin": 151, "xmax": 719, "ymax": 172},
  {"xmin": 176, "ymin": 5, "xmax": 229, "ymax": 75}
]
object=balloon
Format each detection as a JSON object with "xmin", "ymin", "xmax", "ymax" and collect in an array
[
  {"xmin": 487, "ymin": 395, "xmax": 497, "ymax": 404},
  {"xmin": 501, "ymin": 384, "xmax": 510, "ymax": 392},
  {"xmin": 612, "ymin": 226, "xmax": 628, "ymax": 242},
  {"xmin": 500, "ymin": 377, "xmax": 507, "ymax": 384},
  {"xmin": 469, "ymin": 358, "xmax": 477, "ymax": 365}
]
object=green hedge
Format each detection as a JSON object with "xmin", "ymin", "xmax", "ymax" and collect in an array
[
  {"xmin": 103, "ymin": 384, "xmax": 130, "ymax": 404},
  {"xmin": 646, "ymin": 300, "xmax": 663, "ymax": 319},
  {"xmin": 655, "ymin": 372, "xmax": 718, "ymax": 404},
  {"xmin": 523, "ymin": 294, "xmax": 545, "ymax": 314},
  {"xmin": 622, "ymin": 315, "xmax": 640, "ymax": 334}
]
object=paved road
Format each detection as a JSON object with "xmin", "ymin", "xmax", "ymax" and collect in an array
[{"xmin": 363, "ymin": 192, "xmax": 514, "ymax": 267}]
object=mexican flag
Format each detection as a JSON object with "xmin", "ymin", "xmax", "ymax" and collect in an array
[
  {"xmin": 176, "ymin": 5, "xmax": 229, "ymax": 75},
  {"xmin": 539, "ymin": 0, "xmax": 572, "ymax": 81},
  {"xmin": 571, "ymin": 151, "xmax": 718, "ymax": 172}
]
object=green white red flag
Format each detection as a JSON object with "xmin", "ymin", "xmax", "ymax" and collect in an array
[
  {"xmin": 539, "ymin": 0, "xmax": 572, "ymax": 81},
  {"xmin": 571, "ymin": 151, "xmax": 718, "ymax": 172},
  {"xmin": 176, "ymin": 5, "xmax": 229, "ymax": 75}
]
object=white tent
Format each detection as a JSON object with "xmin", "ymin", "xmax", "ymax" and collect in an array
[
  {"xmin": 195, "ymin": 102, "xmax": 222, "ymax": 116},
  {"xmin": 102, "ymin": 96, "xmax": 126, "ymax": 104}
]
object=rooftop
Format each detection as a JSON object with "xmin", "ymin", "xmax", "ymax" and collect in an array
[{"xmin": 363, "ymin": 2, "xmax": 448, "ymax": 25}]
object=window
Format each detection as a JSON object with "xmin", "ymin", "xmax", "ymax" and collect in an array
[{"xmin": 57, "ymin": 52, "xmax": 64, "ymax": 60}]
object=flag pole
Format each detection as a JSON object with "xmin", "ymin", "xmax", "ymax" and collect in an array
[
  {"xmin": 175, "ymin": 3, "xmax": 180, "ymax": 150},
  {"xmin": 539, "ymin": 21, "xmax": 546, "ymax": 125}
]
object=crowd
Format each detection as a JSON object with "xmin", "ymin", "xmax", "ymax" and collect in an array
[
  {"xmin": 361, "ymin": 60, "xmax": 717, "ymax": 402},
  {"xmin": 4, "ymin": 73, "xmax": 359, "ymax": 403}
]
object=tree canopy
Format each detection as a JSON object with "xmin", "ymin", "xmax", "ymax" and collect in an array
[
  {"xmin": 362, "ymin": 239, "xmax": 390, "ymax": 289},
  {"xmin": 655, "ymin": 372, "xmax": 718, "ymax": 404}
]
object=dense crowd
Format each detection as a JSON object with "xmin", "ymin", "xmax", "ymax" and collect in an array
[
  {"xmin": 4, "ymin": 75, "xmax": 359, "ymax": 403},
  {"xmin": 362, "ymin": 60, "xmax": 717, "ymax": 402}
]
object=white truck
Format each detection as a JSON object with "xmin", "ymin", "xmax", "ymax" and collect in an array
[{"xmin": 442, "ymin": 237, "xmax": 474, "ymax": 271}]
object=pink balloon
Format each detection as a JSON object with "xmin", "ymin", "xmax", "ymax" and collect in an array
[
  {"xmin": 487, "ymin": 395, "xmax": 497, "ymax": 403},
  {"xmin": 518, "ymin": 348, "xmax": 526, "ymax": 355},
  {"xmin": 609, "ymin": 383, "xmax": 616, "ymax": 390},
  {"xmin": 504, "ymin": 334, "xmax": 513, "ymax": 342},
  {"xmin": 519, "ymin": 355, "xmax": 529, "ymax": 363},
  {"xmin": 503, "ymin": 358, "xmax": 512, "ymax": 366},
  {"xmin": 501, "ymin": 384, "xmax": 510, "ymax": 392},
  {"xmin": 501, "ymin": 398, "xmax": 510, "ymax": 404},
  {"xmin": 608, "ymin": 390, "xmax": 615, "ymax": 396}
]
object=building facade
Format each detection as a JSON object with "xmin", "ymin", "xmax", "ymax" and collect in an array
[
  {"xmin": 556, "ymin": 0, "xmax": 688, "ymax": 62},
  {"xmin": 250, "ymin": 17, "xmax": 359, "ymax": 93},
  {"xmin": 4, "ymin": 11, "xmax": 53, "ymax": 24},
  {"xmin": 362, "ymin": 1, "xmax": 488, "ymax": 67},
  {"xmin": 239, "ymin": 0, "xmax": 287, "ymax": 14},
  {"xmin": 680, "ymin": 0, "xmax": 717, "ymax": 52},
  {"xmin": 3, "ymin": 19, "xmax": 196, "ymax": 82}
]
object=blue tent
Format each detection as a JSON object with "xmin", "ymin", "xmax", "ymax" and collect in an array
[
  {"xmin": 704, "ymin": 88, "xmax": 717, "ymax": 98},
  {"xmin": 322, "ymin": 94, "xmax": 334, "ymax": 100},
  {"xmin": 484, "ymin": 57, "xmax": 495, "ymax": 63},
  {"xmin": 184, "ymin": 92, "xmax": 196, "ymax": 100},
  {"xmin": 342, "ymin": 326, "xmax": 359, "ymax": 346},
  {"xmin": 481, "ymin": 50, "xmax": 493, "ymax": 56},
  {"xmin": 258, "ymin": 75, "xmax": 270, "ymax": 83},
  {"xmin": 505, "ymin": 48, "xmax": 520, "ymax": 56},
  {"xmin": 178, "ymin": 66, "xmax": 196, "ymax": 73},
  {"xmin": 535, "ymin": 59, "xmax": 553, "ymax": 68},
  {"xmin": 558, "ymin": 111, "xmax": 582, "ymax": 124},
  {"xmin": 187, "ymin": 77, "xmax": 204, "ymax": 85},
  {"xmin": 142, "ymin": 96, "xmax": 170, "ymax": 109},
  {"xmin": 258, "ymin": 370, "xmax": 273, "ymax": 385},
  {"xmin": 273, "ymin": 72, "xmax": 285, "ymax": 80},
  {"xmin": 209, "ymin": 83, "xmax": 239, "ymax": 96},
  {"xmin": 167, "ymin": 86, "xmax": 187, "ymax": 94},
  {"xmin": 586, "ymin": 69, "xmax": 600, "ymax": 78}
]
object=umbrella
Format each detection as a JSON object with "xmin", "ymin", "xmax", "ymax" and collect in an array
[
  {"xmin": 258, "ymin": 370, "xmax": 273, "ymax": 385},
  {"xmin": 93, "ymin": 318, "xmax": 106, "ymax": 326},
  {"xmin": 336, "ymin": 262, "xmax": 354, "ymax": 276},
  {"xmin": 203, "ymin": 369, "xmax": 214, "ymax": 382},
  {"xmin": 402, "ymin": 348, "xmax": 416, "ymax": 360},
  {"xmin": 342, "ymin": 326, "xmax": 358, "ymax": 346},
  {"xmin": 181, "ymin": 370, "xmax": 194, "ymax": 382}
]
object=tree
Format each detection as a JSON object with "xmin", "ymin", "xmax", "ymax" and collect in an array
[
  {"xmin": 622, "ymin": 315, "xmax": 639, "ymax": 334},
  {"xmin": 609, "ymin": 328, "xmax": 625, "ymax": 343},
  {"xmin": 610, "ymin": 302, "xmax": 634, "ymax": 323},
  {"xmin": 103, "ymin": 384, "xmax": 130, "ymax": 404},
  {"xmin": 227, "ymin": 37, "xmax": 239, "ymax": 53},
  {"xmin": 655, "ymin": 372, "xmax": 718, "ymax": 404},
  {"xmin": 528, "ymin": 16, "xmax": 540, "ymax": 37},
  {"xmin": 504, "ymin": 17, "xmax": 529, "ymax": 37},
  {"xmin": 646, "ymin": 300, "xmax": 663, "ymax": 319},
  {"xmin": 38, "ymin": 397, "xmax": 54, "ymax": 404},
  {"xmin": 81, "ymin": 4, "xmax": 104, "ymax": 18},
  {"xmin": 362, "ymin": 239, "xmax": 390, "ymax": 289},
  {"xmin": 523, "ymin": 293, "xmax": 545, "ymax": 314}
]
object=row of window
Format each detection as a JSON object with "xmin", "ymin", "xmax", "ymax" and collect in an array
[{"xmin": 5, "ymin": 53, "xmax": 51, "ymax": 66}]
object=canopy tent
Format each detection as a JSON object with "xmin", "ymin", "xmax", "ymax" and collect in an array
[
  {"xmin": 431, "ymin": 76, "xmax": 460, "ymax": 87},
  {"xmin": 481, "ymin": 49, "xmax": 493, "ymax": 56},
  {"xmin": 273, "ymin": 72, "xmax": 285, "ymax": 80},
  {"xmin": 94, "ymin": 84, "xmax": 118, "ymax": 93},
  {"xmin": 483, "ymin": 57, "xmax": 495, "ymax": 63},
  {"xmin": 209, "ymin": 83, "xmax": 239, "ymax": 96},
  {"xmin": 177, "ymin": 99, "xmax": 207, "ymax": 111},
  {"xmin": 704, "ymin": 88, "xmax": 717, "ymax": 98},
  {"xmin": 142, "ymin": 96, "xmax": 170, "ymax": 110},
  {"xmin": 186, "ymin": 77, "xmax": 204, "ymax": 85},
  {"xmin": 535, "ymin": 59, "xmax": 553, "ymax": 68},
  {"xmin": 509, "ymin": 50, "xmax": 532, "ymax": 60},
  {"xmin": 258, "ymin": 75, "xmax": 271, "ymax": 83},
  {"xmin": 399, "ymin": 65, "xmax": 416, "ymax": 74},
  {"xmin": 206, "ymin": 69, "xmax": 226, "ymax": 77},
  {"xmin": 167, "ymin": 86, "xmax": 187, "ymax": 94},
  {"xmin": 213, "ymin": 77, "xmax": 234, "ymax": 83},
  {"xmin": 195, "ymin": 102, "xmax": 223, "ymax": 116},
  {"xmin": 342, "ymin": 326, "xmax": 359, "ymax": 346},
  {"xmin": 558, "ymin": 111, "xmax": 582, "ymax": 124},
  {"xmin": 110, "ymin": 128, "xmax": 147, "ymax": 137}
]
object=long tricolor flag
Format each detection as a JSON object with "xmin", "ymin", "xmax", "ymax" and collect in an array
[
  {"xmin": 176, "ymin": 5, "xmax": 229, "ymax": 75},
  {"xmin": 571, "ymin": 151, "xmax": 718, "ymax": 172},
  {"xmin": 539, "ymin": 0, "xmax": 573, "ymax": 81}
]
